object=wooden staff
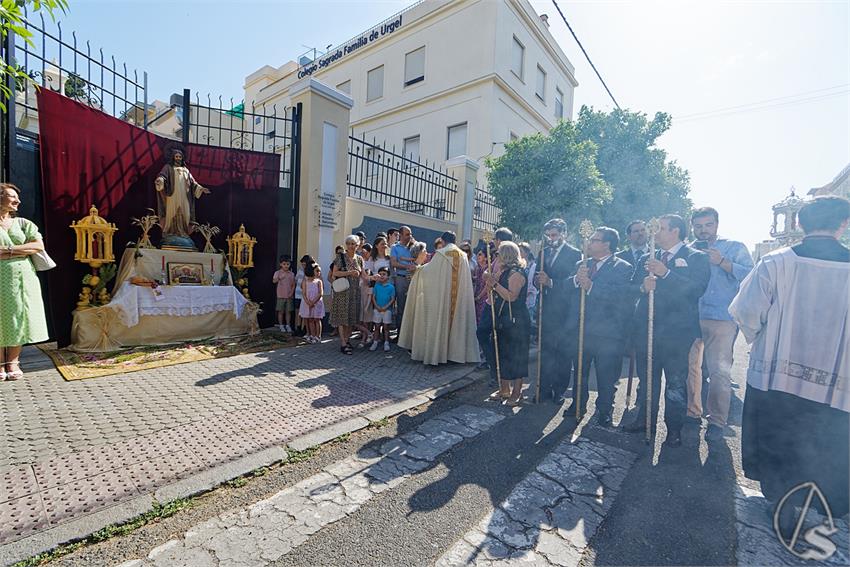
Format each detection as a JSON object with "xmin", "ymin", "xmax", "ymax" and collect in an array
[
  {"xmin": 485, "ymin": 236, "xmax": 502, "ymax": 385},
  {"xmin": 624, "ymin": 348, "xmax": 636, "ymax": 409},
  {"xmin": 575, "ymin": 220, "xmax": 595, "ymax": 420},
  {"xmin": 535, "ymin": 238, "xmax": 545, "ymax": 404},
  {"xmin": 645, "ymin": 218, "xmax": 660, "ymax": 444}
]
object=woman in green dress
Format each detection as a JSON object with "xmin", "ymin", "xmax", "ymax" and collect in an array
[{"xmin": 0, "ymin": 184, "xmax": 49, "ymax": 380}]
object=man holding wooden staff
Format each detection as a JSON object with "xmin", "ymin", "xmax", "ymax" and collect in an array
[
  {"xmin": 534, "ymin": 218, "xmax": 581, "ymax": 404},
  {"xmin": 569, "ymin": 227, "xmax": 636, "ymax": 425},
  {"xmin": 624, "ymin": 214, "xmax": 710, "ymax": 447}
]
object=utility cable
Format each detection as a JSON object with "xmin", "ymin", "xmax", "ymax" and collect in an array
[
  {"xmin": 551, "ymin": 0, "xmax": 621, "ymax": 110},
  {"xmin": 676, "ymin": 84, "xmax": 850, "ymax": 120}
]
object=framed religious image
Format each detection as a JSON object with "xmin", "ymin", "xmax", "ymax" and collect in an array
[{"xmin": 168, "ymin": 262, "xmax": 204, "ymax": 285}]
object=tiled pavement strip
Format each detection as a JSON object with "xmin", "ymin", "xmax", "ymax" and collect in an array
[
  {"xmin": 437, "ymin": 437, "xmax": 637, "ymax": 566},
  {"xmin": 0, "ymin": 338, "xmax": 477, "ymax": 564},
  {"xmin": 115, "ymin": 405, "xmax": 505, "ymax": 566}
]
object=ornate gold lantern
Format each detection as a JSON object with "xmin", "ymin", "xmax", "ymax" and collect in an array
[
  {"xmin": 227, "ymin": 224, "xmax": 256, "ymax": 269},
  {"xmin": 71, "ymin": 205, "xmax": 118, "ymax": 267},
  {"xmin": 70, "ymin": 205, "xmax": 118, "ymax": 308},
  {"xmin": 226, "ymin": 224, "xmax": 257, "ymax": 299}
]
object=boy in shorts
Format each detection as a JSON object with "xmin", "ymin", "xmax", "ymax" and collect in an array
[
  {"xmin": 370, "ymin": 266, "xmax": 395, "ymax": 352},
  {"xmin": 272, "ymin": 255, "xmax": 296, "ymax": 332}
]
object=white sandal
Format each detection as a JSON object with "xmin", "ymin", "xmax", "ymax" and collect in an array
[{"xmin": 6, "ymin": 361, "xmax": 22, "ymax": 381}]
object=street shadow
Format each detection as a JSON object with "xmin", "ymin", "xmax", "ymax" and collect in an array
[
  {"xmin": 193, "ymin": 336, "xmax": 476, "ymax": 411},
  {"xmin": 589, "ymin": 372, "xmax": 738, "ymax": 566}
]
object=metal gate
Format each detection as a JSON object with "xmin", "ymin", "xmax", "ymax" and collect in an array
[{"xmin": 0, "ymin": 13, "xmax": 302, "ymax": 255}]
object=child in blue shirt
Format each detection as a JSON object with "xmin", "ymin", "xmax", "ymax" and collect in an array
[{"xmin": 370, "ymin": 266, "xmax": 396, "ymax": 352}]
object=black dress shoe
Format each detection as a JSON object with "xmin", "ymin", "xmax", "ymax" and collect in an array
[
  {"xmin": 562, "ymin": 404, "xmax": 587, "ymax": 419},
  {"xmin": 664, "ymin": 430, "xmax": 682, "ymax": 447},
  {"xmin": 595, "ymin": 414, "xmax": 612, "ymax": 428},
  {"xmin": 705, "ymin": 423, "xmax": 724, "ymax": 442}
]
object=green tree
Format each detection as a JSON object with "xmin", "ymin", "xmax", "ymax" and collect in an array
[
  {"xmin": 486, "ymin": 120, "xmax": 610, "ymax": 240},
  {"xmin": 1, "ymin": 0, "xmax": 69, "ymax": 110},
  {"xmin": 576, "ymin": 106, "xmax": 693, "ymax": 236}
]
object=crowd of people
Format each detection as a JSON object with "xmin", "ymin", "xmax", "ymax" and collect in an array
[
  {"xmin": 3, "ymin": 174, "xmax": 847, "ymax": 520},
  {"xmin": 271, "ymin": 196, "xmax": 849, "ymax": 520}
]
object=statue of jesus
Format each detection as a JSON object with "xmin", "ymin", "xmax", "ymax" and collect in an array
[{"xmin": 155, "ymin": 148, "xmax": 210, "ymax": 249}]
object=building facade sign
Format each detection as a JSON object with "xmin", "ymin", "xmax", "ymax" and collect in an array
[
  {"xmin": 314, "ymin": 189, "xmax": 342, "ymax": 229},
  {"xmin": 298, "ymin": 15, "xmax": 404, "ymax": 79}
]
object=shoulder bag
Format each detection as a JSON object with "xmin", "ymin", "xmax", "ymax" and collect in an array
[
  {"xmin": 18, "ymin": 218, "xmax": 56, "ymax": 271},
  {"xmin": 332, "ymin": 253, "xmax": 350, "ymax": 293}
]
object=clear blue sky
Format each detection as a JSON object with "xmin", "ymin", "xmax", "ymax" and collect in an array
[{"xmin": 49, "ymin": 0, "xmax": 850, "ymax": 247}]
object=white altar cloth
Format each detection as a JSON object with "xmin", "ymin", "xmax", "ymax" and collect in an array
[{"xmin": 108, "ymin": 283, "xmax": 248, "ymax": 328}]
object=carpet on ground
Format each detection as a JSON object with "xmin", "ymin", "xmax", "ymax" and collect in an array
[{"xmin": 38, "ymin": 332, "xmax": 302, "ymax": 381}]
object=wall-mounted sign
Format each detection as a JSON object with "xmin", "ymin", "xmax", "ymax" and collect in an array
[
  {"xmin": 314, "ymin": 189, "xmax": 342, "ymax": 230},
  {"xmin": 298, "ymin": 15, "xmax": 403, "ymax": 80}
]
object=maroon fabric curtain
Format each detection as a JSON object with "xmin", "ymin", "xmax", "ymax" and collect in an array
[{"xmin": 36, "ymin": 89, "xmax": 281, "ymax": 346}]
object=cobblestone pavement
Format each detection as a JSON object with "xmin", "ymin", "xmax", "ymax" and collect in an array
[
  {"xmin": 0, "ymin": 338, "xmax": 475, "ymax": 554},
  {"xmin": 437, "ymin": 437, "xmax": 637, "ymax": 566},
  {"xmin": 115, "ymin": 405, "xmax": 505, "ymax": 567}
]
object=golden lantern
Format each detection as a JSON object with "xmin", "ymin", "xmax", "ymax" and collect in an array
[
  {"xmin": 70, "ymin": 205, "xmax": 118, "ymax": 268},
  {"xmin": 226, "ymin": 224, "xmax": 257, "ymax": 299},
  {"xmin": 70, "ymin": 205, "xmax": 118, "ymax": 308},
  {"xmin": 226, "ymin": 224, "xmax": 256, "ymax": 269}
]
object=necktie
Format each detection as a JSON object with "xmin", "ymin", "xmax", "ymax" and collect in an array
[
  {"xmin": 661, "ymin": 251, "xmax": 672, "ymax": 266},
  {"xmin": 545, "ymin": 247, "xmax": 555, "ymax": 270},
  {"xmin": 589, "ymin": 261, "xmax": 598, "ymax": 279}
]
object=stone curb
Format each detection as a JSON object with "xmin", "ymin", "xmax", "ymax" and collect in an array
[
  {"xmin": 0, "ymin": 495, "xmax": 155, "ymax": 567},
  {"xmin": 0, "ymin": 370, "xmax": 482, "ymax": 566},
  {"xmin": 286, "ymin": 417, "xmax": 371, "ymax": 452}
]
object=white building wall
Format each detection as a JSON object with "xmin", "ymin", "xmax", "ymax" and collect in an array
[{"xmin": 243, "ymin": 0, "xmax": 576, "ymax": 178}]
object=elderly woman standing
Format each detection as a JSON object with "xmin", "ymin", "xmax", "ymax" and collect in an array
[
  {"xmin": 0, "ymin": 184, "xmax": 49, "ymax": 380},
  {"xmin": 331, "ymin": 235, "xmax": 364, "ymax": 355}
]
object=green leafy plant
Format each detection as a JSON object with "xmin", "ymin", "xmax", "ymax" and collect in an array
[{"xmin": 1, "ymin": 0, "xmax": 69, "ymax": 111}]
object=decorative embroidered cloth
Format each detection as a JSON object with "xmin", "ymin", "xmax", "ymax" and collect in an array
[{"xmin": 108, "ymin": 282, "xmax": 248, "ymax": 328}]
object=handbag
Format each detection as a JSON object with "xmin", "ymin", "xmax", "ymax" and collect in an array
[
  {"xmin": 331, "ymin": 253, "xmax": 351, "ymax": 293},
  {"xmin": 17, "ymin": 218, "xmax": 56, "ymax": 271},
  {"xmin": 31, "ymin": 249, "xmax": 57, "ymax": 271}
]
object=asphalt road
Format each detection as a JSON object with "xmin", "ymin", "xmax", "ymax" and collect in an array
[{"xmin": 57, "ymin": 342, "xmax": 754, "ymax": 567}]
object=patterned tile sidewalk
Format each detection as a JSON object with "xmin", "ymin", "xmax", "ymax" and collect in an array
[{"xmin": 0, "ymin": 337, "xmax": 477, "ymax": 563}]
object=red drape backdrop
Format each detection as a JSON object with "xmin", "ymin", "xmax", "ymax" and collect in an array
[{"xmin": 36, "ymin": 89, "xmax": 281, "ymax": 346}]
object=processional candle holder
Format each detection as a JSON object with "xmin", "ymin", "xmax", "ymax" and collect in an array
[
  {"xmin": 70, "ymin": 205, "xmax": 118, "ymax": 308},
  {"xmin": 227, "ymin": 224, "xmax": 257, "ymax": 299}
]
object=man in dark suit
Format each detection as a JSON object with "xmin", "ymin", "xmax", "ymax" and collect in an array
[
  {"xmin": 568, "ymin": 227, "xmax": 636, "ymax": 425},
  {"xmin": 535, "ymin": 218, "xmax": 581, "ymax": 403},
  {"xmin": 624, "ymin": 214, "xmax": 710, "ymax": 447},
  {"xmin": 616, "ymin": 220, "xmax": 649, "ymax": 270}
]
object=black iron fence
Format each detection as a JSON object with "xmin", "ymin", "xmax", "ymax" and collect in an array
[
  {"xmin": 6, "ymin": 10, "xmax": 147, "ymax": 133},
  {"xmin": 473, "ymin": 185, "xmax": 501, "ymax": 232},
  {"xmin": 185, "ymin": 91, "xmax": 300, "ymax": 192},
  {"xmin": 347, "ymin": 132, "xmax": 457, "ymax": 221}
]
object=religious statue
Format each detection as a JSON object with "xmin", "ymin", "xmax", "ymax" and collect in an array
[{"xmin": 155, "ymin": 148, "xmax": 210, "ymax": 250}]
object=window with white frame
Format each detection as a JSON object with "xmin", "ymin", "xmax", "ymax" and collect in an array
[
  {"xmin": 447, "ymin": 123, "xmax": 468, "ymax": 159},
  {"xmin": 536, "ymin": 65, "xmax": 546, "ymax": 101},
  {"xmin": 404, "ymin": 47, "xmax": 425, "ymax": 86},
  {"xmin": 337, "ymin": 80, "xmax": 351, "ymax": 95},
  {"xmin": 511, "ymin": 36, "xmax": 524, "ymax": 79},
  {"xmin": 403, "ymin": 135, "xmax": 420, "ymax": 166},
  {"xmin": 555, "ymin": 88, "xmax": 563, "ymax": 119},
  {"xmin": 366, "ymin": 65, "xmax": 384, "ymax": 102}
]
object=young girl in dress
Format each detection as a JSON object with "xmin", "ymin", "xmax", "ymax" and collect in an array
[{"xmin": 299, "ymin": 263, "xmax": 325, "ymax": 344}]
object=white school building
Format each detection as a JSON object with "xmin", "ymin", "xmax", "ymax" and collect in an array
[{"xmin": 244, "ymin": 0, "xmax": 577, "ymax": 188}]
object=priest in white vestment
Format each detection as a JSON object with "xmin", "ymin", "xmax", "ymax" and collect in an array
[
  {"xmin": 729, "ymin": 195, "xmax": 850, "ymax": 519},
  {"xmin": 399, "ymin": 232, "xmax": 479, "ymax": 365}
]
